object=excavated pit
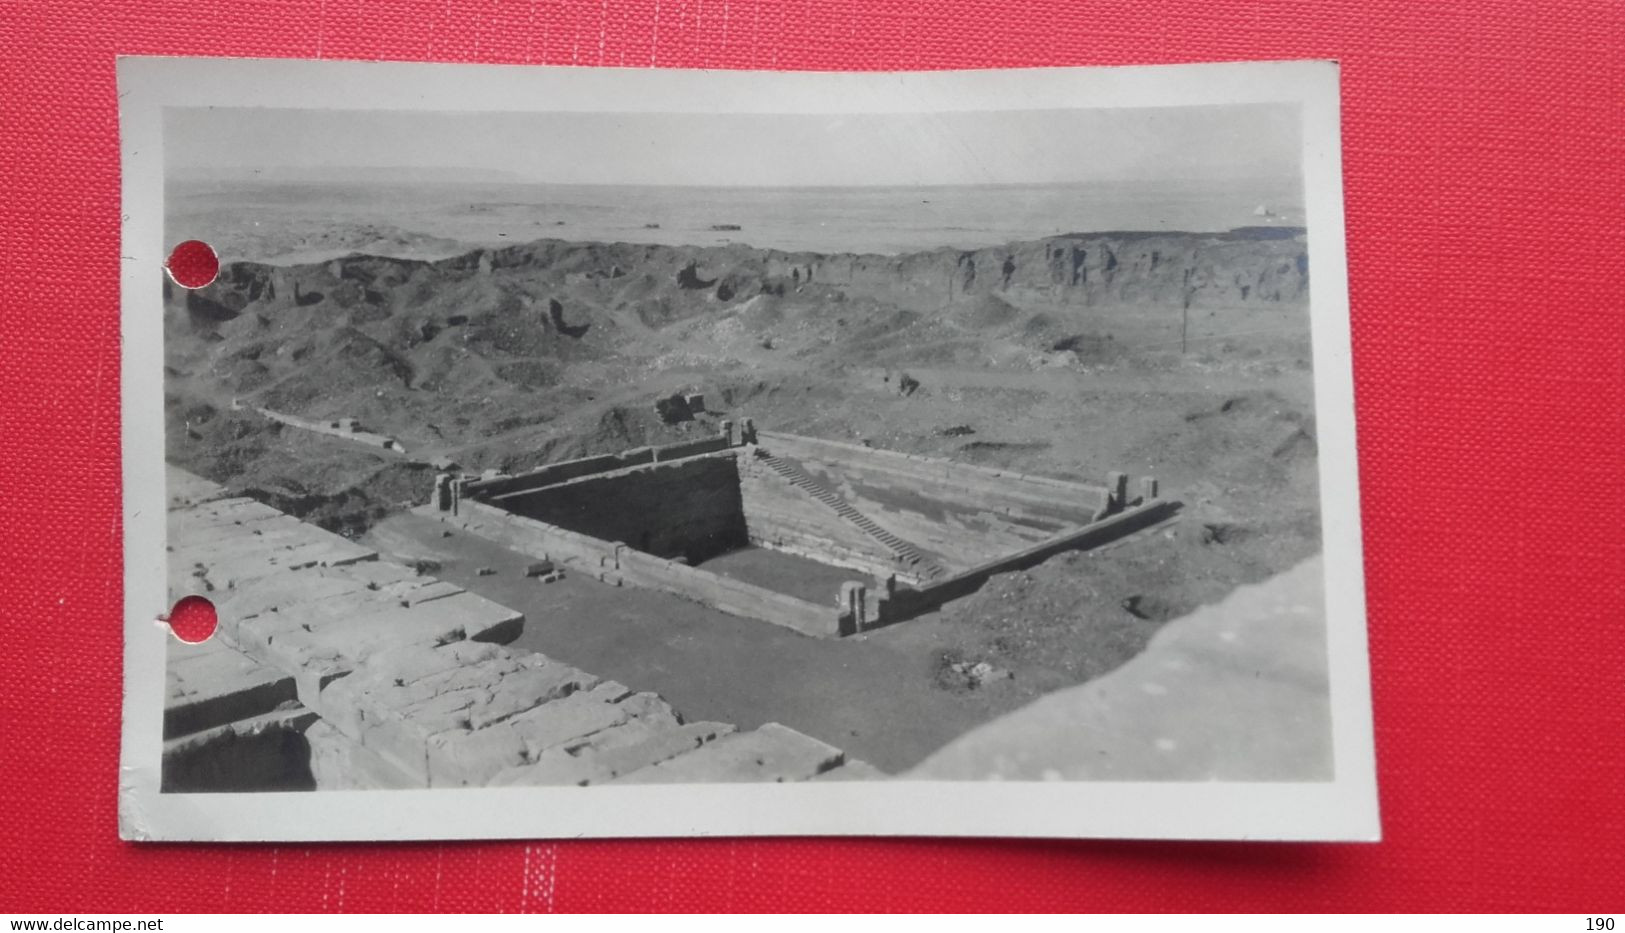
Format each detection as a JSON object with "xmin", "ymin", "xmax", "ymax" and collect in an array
[{"xmin": 442, "ymin": 425, "xmax": 1176, "ymax": 638}]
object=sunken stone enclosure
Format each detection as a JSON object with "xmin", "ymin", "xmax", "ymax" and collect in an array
[
  {"xmin": 161, "ymin": 425, "xmax": 1175, "ymax": 791},
  {"xmin": 431, "ymin": 420, "xmax": 1177, "ymax": 638}
]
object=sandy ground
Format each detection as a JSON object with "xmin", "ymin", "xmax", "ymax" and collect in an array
[
  {"xmin": 696, "ymin": 547, "xmax": 867, "ymax": 605},
  {"xmin": 912, "ymin": 555, "xmax": 1331, "ymax": 781},
  {"xmin": 365, "ymin": 511, "xmax": 1108, "ymax": 771}
]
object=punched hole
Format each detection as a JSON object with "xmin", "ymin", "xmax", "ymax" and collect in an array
[
  {"xmin": 162, "ymin": 594, "xmax": 218, "ymax": 644},
  {"xmin": 165, "ymin": 240, "xmax": 219, "ymax": 289}
]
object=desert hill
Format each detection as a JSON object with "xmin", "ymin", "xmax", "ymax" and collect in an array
[
  {"xmin": 164, "ymin": 226, "xmax": 1323, "ymax": 724},
  {"xmin": 165, "ymin": 226, "xmax": 1313, "ymax": 534}
]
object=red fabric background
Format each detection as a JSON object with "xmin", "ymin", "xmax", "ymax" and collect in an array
[{"xmin": 1, "ymin": 0, "xmax": 1621, "ymax": 912}]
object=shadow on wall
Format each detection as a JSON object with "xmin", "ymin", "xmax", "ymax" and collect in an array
[
  {"xmin": 162, "ymin": 716, "xmax": 317, "ymax": 793},
  {"xmin": 499, "ymin": 455, "xmax": 749, "ymax": 565}
]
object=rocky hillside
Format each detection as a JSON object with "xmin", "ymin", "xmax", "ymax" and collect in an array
[
  {"xmin": 167, "ymin": 226, "xmax": 1306, "ymax": 405},
  {"xmin": 174, "ymin": 228, "xmax": 1307, "ymax": 343},
  {"xmin": 163, "ymin": 228, "xmax": 1312, "ymax": 533}
]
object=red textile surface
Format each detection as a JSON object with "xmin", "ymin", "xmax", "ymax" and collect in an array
[{"xmin": 1, "ymin": 0, "xmax": 1621, "ymax": 913}]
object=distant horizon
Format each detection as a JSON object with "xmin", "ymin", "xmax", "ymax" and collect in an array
[
  {"xmin": 167, "ymin": 104, "xmax": 1302, "ymax": 189},
  {"xmin": 170, "ymin": 169, "xmax": 1302, "ymax": 191},
  {"xmin": 166, "ymin": 173, "xmax": 1307, "ymax": 260}
]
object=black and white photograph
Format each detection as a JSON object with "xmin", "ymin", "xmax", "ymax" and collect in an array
[{"xmin": 120, "ymin": 58, "xmax": 1376, "ymax": 841}]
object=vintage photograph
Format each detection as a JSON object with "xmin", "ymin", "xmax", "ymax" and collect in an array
[{"xmin": 121, "ymin": 59, "xmax": 1375, "ymax": 840}]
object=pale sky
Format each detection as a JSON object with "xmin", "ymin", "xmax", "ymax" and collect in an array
[{"xmin": 168, "ymin": 104, "xmax": 1300, "ymax": 187}]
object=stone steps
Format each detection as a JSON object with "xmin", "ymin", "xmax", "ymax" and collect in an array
[{"xmin": 758, "ymin": 453, "xmax": 948, "ymax": 580}]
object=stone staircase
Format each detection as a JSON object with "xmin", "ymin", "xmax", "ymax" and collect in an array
[{"xmin": 755, "ymin": 451, "xmax": 948, "ymax": 581}]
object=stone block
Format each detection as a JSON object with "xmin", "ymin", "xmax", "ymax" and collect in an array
[
  {"xmin": 293, "ymin": 663, "xmax": 349, "ymax": 716},
  {"xmin": 296, "ymin": 648, "xmax": 613, "ymax": 786},
  {"xmin": 354, "ymin": 650, "xmax": 589, "ymax": 735},
  {"xmin": 247, "ymin": 591, "xmax": 524, "ymax": 685},
  {"xmin": 312, "ymin": 673, "xmax": 369, "ymax": 742},
  {"xmin": 254, "ymin": 577, "xmax": 459, "ymax": 629},
  {"xmin": 354, "ymin": 712, "xmax": 432, "ymax": 782},
  {"xmin": 315, "ymin": 645, "xmax": 611, "ymax": 786},
  {"xmin": 406, "ymin": 653, "xmax": 527, "ymax": 702},
  {"xmin": 169, "ymin": 497, "xmax": 283, "ymax": 532},
  {"xmin": 371, "ymin": 641, "xmax": 504, "ymax": 687},
  {"xmin": 408, "ymin": 686, "xmax": 483, "ymax": 725},
  {"xmin": 504, "ymin": 693, "xmax": 629, "ymax": 758},
  {"xmin": 306, "ymin": 720, "xmax": 425, "ymax": 790},
  {"xmin": 491, "ymin": 720, "xmax": 736, "ymax": 787},
  {"xmin": 317, "ymin": 641, "xmax": 506, "ymax": 740},
  {"xmin": 473, "ymin": 659, "xmax": 599, "ymax": 727},
  {"xmin": 557, "ymin": 717, "xmax": 670, "ymax": 755},
  {"xmin": 612, "ymin": 722, "xmax": 844, "ymax": 783},
  {"xmin": 236, "ymin": 615, "xmax": 335, "ymax": 678},
  {"xmin": 582, "ymin": 680, "xmax": 632, "ymax": 703},
  {"xmin": 460, "ymin": 599, "xmax": 526, "ymax": 643},
  {"xmin": 426, "ymin": 723, "xmax": 529, "ymax": 787},
  {"xmin": 1107, "ymin": 471, "xmax": 1128, "ymax": 506},
  {"xmin": 168, "ymin": 518, "xmax": 316, "ymax": 565},
  {"xmin": 174, "ymin": 515, "xmax": 366, "ymax": 561},
  {"xmin": 216, "ymin": 571, "xmax": 378, "ymax": 621},
  {"xmin": 580, "ymin": 720, "xmax": 736, "ymax": 782},
  {"xmin": 197, "ymin": 540, "xmax": 377, "ymax": 589},
  {"xmin": 401, "ymin": 580, "xmax": 465, "ymax": 607},
  {"xmin": 340, "ymin": 560, "xmax": 426, "ymax": 589},
  {"xmin": 617, "ymin": 691, "xmax": 681, "ymax": 727},
  {"xmin": 164, "ymin": 639, "xmax": 297, "ymax": 739}
]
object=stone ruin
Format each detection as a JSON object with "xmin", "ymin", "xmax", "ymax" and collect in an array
[
  {"xmin": 436, "ymin": 419, "xmax": 1173, "ymax": 637},
  {"xmin": 162, "ymin": 467, "xmax": 878, "ymax": 793},
  {"xmin": 160, "ymin": 423, "xmax": 1173, "ymax": 792}
]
